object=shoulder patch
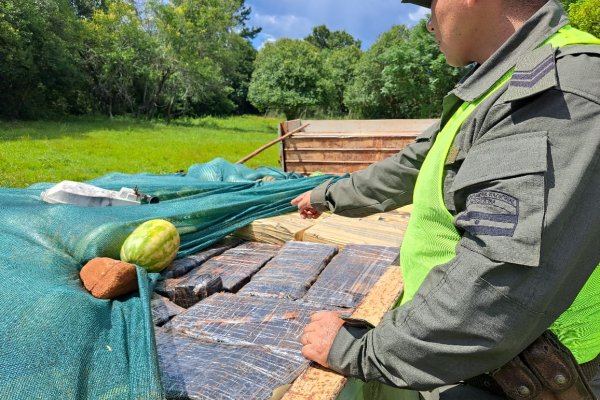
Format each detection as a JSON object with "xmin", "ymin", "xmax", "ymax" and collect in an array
[
  {"xmin": 456, "ymin": 190, "xmax": 519, "ymax": 237},
  {"xmin": 502, "ymin": 44, "xmax": 558, "ymax": 102}
]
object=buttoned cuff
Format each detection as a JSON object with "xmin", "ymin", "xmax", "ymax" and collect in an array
[
  {"xmin": 310, "ymin": 179, "xmax": 334, "ymax": 212},
  {"xmin": 327, "ymin": 324, "xmax": 371, "ymax": 378}
]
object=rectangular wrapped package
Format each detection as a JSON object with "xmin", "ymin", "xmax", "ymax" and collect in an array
[
  {"xmin": 164, "ymin": 292, "xmax": 346, "ymax": 357},
  {"xmin": 303, "ymin": 244, "xmax": 398, "ymax": 308},
  {"xmin": 156, "ymin": 328, "xmax": 307, "ymax": 400},
  {"xmin": 238, "ymin": 241, "xmax": 337, "ymax": 300},
  {"xmin": 155, "ymin": 274, "xmax": 223, "ymax": 308},
  {"xmin": 162, "ymin": 237, "xmax": 244, "ymax": 279},
  {"xmin": 151, "ymin": 293, "xmax": 186, "ymax": 326},
  {"xmin": 192, "ymin": 242, "xmax": 280, "ymax": 292}
]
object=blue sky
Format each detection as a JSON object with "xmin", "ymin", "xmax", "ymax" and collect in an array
[{"xmin": 246, "ymin": 1, "xmax": 429, "ymax": 50}]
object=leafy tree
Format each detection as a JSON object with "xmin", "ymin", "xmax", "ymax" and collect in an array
[
  {"xmin": 305, "ymin": 25, "xmax": 362, "ymax": 50},
  {"xmin": 345, "ymin": 22, "xmax": 461, "ymax": 119},
  {"xmin": 223, "ymin": 34, "xmax": 259, "ymax": 114},
  {"xmin": 322, "ymin": 45, "xmax": 362, "ymax": 115},
  {"xmin": 559, "ymin": 0, "xmax": 579, "ymax": 11},
  {"xmin": 71, "ymin": 0, "xmax": 107, "ymax": 19},
  {"xmin": 152, "ymin": 0, "xmax": 258, "ymax": 117},
  {"xmin": 248, "ymin": 39, "xmax": 327, "ymax": 119},
  {"xmin": 77, "ymin": 0, "xmax": 259, "ymax": 118},
  {"xmin": 0, "ymin": 0, "xmax": 85, "ymax": 118},
  {"xmin": 80, "ymin": 0, "xmax": 153, "ymax": 116},
  {"xmin": 234, "ymin": 0, "xmax": 261, "ymax": 40},
  {"xmin": 567, "ymin": 0, "xmax": 600, "ymax": 37},
  {"xmin": 344, "ymin": 26, "xmax": 410, "ymax": 118}
]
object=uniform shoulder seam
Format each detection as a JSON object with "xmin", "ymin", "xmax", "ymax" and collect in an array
[{"xmin": 555, "ymin": 49, "xmax": 600, "ymax": 105}]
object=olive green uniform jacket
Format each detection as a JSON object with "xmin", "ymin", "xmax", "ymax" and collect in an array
[{"xmin": 309, "ymin": 0, "xmax": 600, "ymax": 390}]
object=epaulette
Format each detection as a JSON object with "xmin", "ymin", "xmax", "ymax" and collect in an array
[
  {"xmin": 502, "ymin": 44, "xmax": 557, "ymax": 102},
  {"xmin": 556, "ymin": 43, "xmax": 600, "ymax": 59}
]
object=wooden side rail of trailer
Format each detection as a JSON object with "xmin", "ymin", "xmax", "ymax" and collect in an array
[{"xmin": 279, "ymin": 119, "xmax": 439, "ymax": 175}]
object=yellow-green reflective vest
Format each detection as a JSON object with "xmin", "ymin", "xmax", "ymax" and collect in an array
[{"xmin": 399, "ymin": 25, "xmax": 600, "ymax": 364}]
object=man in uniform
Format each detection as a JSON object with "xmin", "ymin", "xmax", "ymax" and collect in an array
[{"xmin": 293, "ymin": 0, "xmax": 600, "ymax": 398}]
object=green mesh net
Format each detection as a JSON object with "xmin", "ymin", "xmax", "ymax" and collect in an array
[{"xmin": 0, "ymin": 158, "xmax": 338, "ymax": 399}]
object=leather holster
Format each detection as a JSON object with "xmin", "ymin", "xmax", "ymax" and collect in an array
[{"xmin": 490, "ymin": 331, "xmax": 596, "ymax": 400}]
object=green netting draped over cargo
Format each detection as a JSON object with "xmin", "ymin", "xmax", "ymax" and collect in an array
[{"xmin": 0, "ymin": 158, "xmax": 339, "ymax": 399}]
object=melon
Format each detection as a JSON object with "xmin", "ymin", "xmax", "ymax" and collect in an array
[{"xmin": 120, "ymin": 219, "xmax": 180, "ymax": 272}]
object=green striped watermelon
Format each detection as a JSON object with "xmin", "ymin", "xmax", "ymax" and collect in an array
[{"xmin": 120, "ymin": 219, "xmax": 180, "ymax": 273}]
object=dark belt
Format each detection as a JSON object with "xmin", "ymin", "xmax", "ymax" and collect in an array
[
  {"xmin": 581, "ymin": 356, "xmax": 600, "ymax": 382},
  {"xmin": 466, "ymin": 331, "xmax": 600, "ymax": 399}
]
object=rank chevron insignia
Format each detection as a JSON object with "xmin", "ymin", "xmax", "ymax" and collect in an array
[{"xmin": 510, "ymin": 53, "xmax": 555, "ymax": 88}]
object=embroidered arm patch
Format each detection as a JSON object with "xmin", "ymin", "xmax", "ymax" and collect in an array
[{"xmin": 456, "ymin": 191, "xmax": 519, "ymax": 237}]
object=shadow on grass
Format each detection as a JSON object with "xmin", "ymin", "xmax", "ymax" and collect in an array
[{"xmin": 0, "ymin": 116, "xmax": 278, "ymax": 141}]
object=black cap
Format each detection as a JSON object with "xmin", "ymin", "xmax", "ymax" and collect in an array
[{"xmin": 401, "ymin": 0, "xmax": 432, "ymax": 8}]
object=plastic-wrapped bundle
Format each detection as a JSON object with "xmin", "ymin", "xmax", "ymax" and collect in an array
[
  {"xmin": 155, "ymin": 274, "xmax": 223, "ymax": 308},
  {"xmin": 156, "ymin": 328, "xmax": 307, "ymax": 400},
  {"xmin": 193, "ymin": 242, "xmax": 280, "ymax": 292},
  {"xmin": 303, "ymin": 244, "xmax": 398, "ymax": 309},
  {"xmin": 238, "ymin": 241, "xmax": 337, "ymax": 299},
  {"xmin": 162, "ymin": 237, "xmax": 244, "ymax": 279},
  {"xmin": 164, "ymin": 293, "xmax": 344, "ymax": 357},
  {"xmin": 151, "ymin": 294, "xmax": 186, "ymax": 326}
]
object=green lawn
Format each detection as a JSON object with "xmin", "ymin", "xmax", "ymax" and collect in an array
[{"xmin": 0, "ymin": 116, "xmax": 283, "ymax": 188}]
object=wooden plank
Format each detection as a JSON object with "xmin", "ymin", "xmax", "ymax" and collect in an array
[
  {"xmin": 296, "ymin": 119, "xmax": 438, "ymax": 133},
  {"xmin": 285, "ymin": 164, "xmax": 370, "ymax": 175},
  {"xmin": 238, "ymin": 123, "xmax": 310, "ymax": 165},
  {"xmin": 278, "ymin": 118, "xmax": 439, "ymax": 174},
  {"xmin": 234, "ymin": 213, "xmax": 325, "ymax": 244},
  {"xmin": 284, "ymin": 136, "xmax": 416, "ymax": 149},
  {"xmin": 282, "ymin": 266, "xmax": 404, "ymax": 400},
  {"xmin": 289, "ymin": 133, "xmax": 422, "ymax": 138},
  {"xmin": 302, "ymin": 214, "xmax": 408, "ymax": 249},
  {"xmin": 281, "ymin": 119, "xmax": 303, "ymax": 135},
  {"xmin": 286, "ymin": 160, "xmax": 385, "ymax": 165},
  {"xmin": 285, "ymin": 150, "xmax": 399, "ymax": 163},
  {"xmin": 284, "ymin": 147, "xmax": 404, "ymax": 152},
  {"xmin": 363, "ymin": 207, "xmax": 412, "ymax": 224}
]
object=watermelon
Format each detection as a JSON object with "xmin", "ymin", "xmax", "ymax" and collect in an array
[{"xmin": 120, "ymin": 219, "xmax": 180, "ymax": 273}]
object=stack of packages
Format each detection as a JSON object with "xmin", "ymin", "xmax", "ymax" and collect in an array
[{"xmin": 153, "ymin": 239, "xmax": 398, "ymax": 400}]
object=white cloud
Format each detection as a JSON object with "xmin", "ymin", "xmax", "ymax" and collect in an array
[
  {"xmin": 248, "ymin": 1, "xmax": 428, "ymax": 49},
  {"xmin": 408, "ymin": 7, "xmax": 429, "ymax": 22},
  {"xmin": 252, "ymin": 13, "xmax": 313, "ymax": 38},
  {"xmin": 257, "ymin": 34, "xmax": 277, "ymax": 50}
]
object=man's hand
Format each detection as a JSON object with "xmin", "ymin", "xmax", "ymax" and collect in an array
[
  {"xmin": 300, "ymin": 311, "xmax": 345, "ymax": 368},
  {"xmin": 291, "ymin": 191, "xmax": 323, "ymax": 219}
]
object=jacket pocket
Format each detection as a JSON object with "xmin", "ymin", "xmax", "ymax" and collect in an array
[
  {"xmin": 450, "ymin": 131, "xmax": 548, "ymax": 193},
  {"xmin": 449, "ymin": 131, "xmax": 548, "ymax": 267}
]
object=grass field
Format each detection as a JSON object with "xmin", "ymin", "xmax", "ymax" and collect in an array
[{"xmin": 0, "ymin": 115, "xmax": 283, "ymax": 188}]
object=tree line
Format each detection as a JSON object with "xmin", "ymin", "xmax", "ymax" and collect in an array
[{"xmin": 0, "ymin": 0, "xmax": 596, "ymax": 120}]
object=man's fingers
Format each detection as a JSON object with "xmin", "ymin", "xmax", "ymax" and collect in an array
[
  {"xmin": 301, "ymin": 344, "xmax": 328, "ymax": 368},
  {"xmin": 290, "ymin": 194, "xmax": 303, "ymax": 206},
  {"xmin": 300, "ymin": 208, "xmax": 321, "ymax": 220},
  {"xmin": 303, "ymin": 323, "xmax": 316, "ymax": 333},
  {"xmin": 291, "ymin": 191, "xmax": 311, "ymax": 208},
  {"xmin": 301, "ymin": 343, "xmax": 315, "ymax": 360},
  {"xmin": 305, "ymin": 208, "xmax": 321, "ymax": 218},
  {"xmin": 310, "ymin": 310, "xmax": 337, "ymax": 321},
  {"xmin": 300, "ymin": 333, "xmax": 310, "ymax": 346}
]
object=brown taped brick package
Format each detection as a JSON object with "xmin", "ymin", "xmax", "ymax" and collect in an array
[{"xmin": 80, "ymin": 257, "xmax": 138, "ymax": 299}]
